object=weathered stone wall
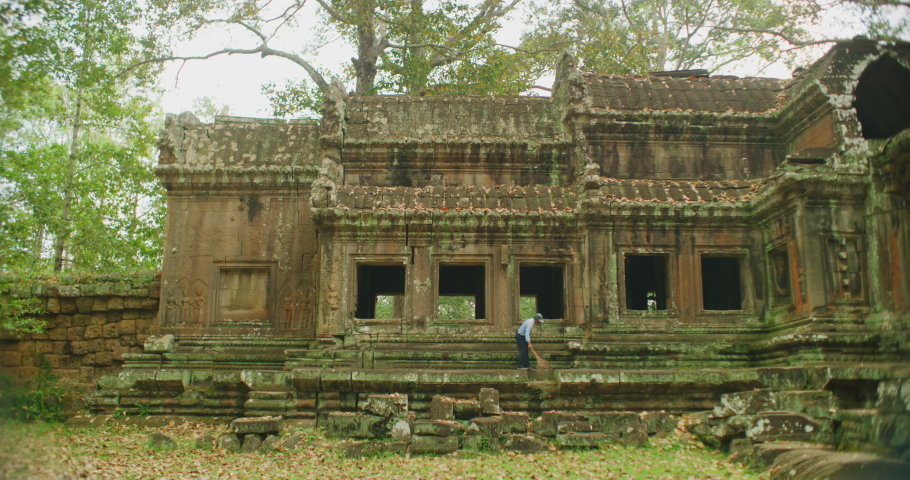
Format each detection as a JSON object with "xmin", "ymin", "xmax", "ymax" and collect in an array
[{"xmin": 0, "ymin": 273, "xmax": 160, "ymax": 385}]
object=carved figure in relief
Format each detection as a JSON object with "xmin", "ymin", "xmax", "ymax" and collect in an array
[
  {"xmin": 181, "ymin": 295, "xmax": 193, "ymax": 326},
  {"xmin": 283, "ymin": 295, "xmax": 295, "ymax": 328},
  {"xmin": 192, "ymin": 287, "xmax": 206, "ymax": 326},
  {"xmin": 165, "ymin": 287, "xmax": 182, "ymax": 326}
]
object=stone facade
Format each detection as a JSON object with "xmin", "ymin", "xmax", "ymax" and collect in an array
[
  {"xmin": 149, "ymin": 40, "xmax": 908, "ymax": 367},
  {"xmin": 0, "ymin": 273, "xmax": 159, "ymax": 385}
]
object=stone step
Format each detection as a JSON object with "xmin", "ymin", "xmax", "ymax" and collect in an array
[{"xmin": 771, "ymin": 448, "xmax": 910, "ymax": 480}]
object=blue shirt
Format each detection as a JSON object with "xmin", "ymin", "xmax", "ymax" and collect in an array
[{"xmin": 517, "ymin": 318, "xmax": 536, "ymax": 342}]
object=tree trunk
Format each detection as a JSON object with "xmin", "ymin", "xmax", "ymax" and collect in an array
[{"xmin": 53, "ymin": 84, "xmax": 83, "ymax": 272}]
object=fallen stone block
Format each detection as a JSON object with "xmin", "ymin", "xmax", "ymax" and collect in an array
[
  {"xmin": 622, "ymin": 424, "xmax": 648, "ymax": 448},
  {"xmin": 500, "ymin": 434, "xmax": 551, "ymax": 453},
  {"xmin": 260, "ymin": 435, "xmax": 280, "ymax": 452},
  {"xmin": 500, "ymin": 412, "xmax": 530, "ymax": 434},
  {"xmin": 326, "ymin": 412, "xmax": 386, "ymax": 439},
  {"xmin": 390, "ymin": 419, "xmax": 411, "ymax": 442},
  {"xmin": 195, "ymin": 434, "xmax": 215, "ymax": 449},
  {"xmin": 771, "ymin": 449, "xmax": 910, "ymax": 480},
  {"xmin": 533, "ymin": 412, "xmax": 583, "ymax": 437},
  {"xmin": 414, "ymin": 420, "xmax": 463, "ymax": 437},
  {"xmin": 715, "ymin": 389, "xmax": 775, "ymax": 417},
  {"xmin": 556, "ymin": 432, "xmax": 611, "ymax": 448},
  {"xmin": 280, "ymin": 432, "xmax": 307, "ymax": 450},
  {"xmin": 430, "ymin": 395, "xmax": 455, "ymax": 421},
  {"xmin": 360, "ymin": 394, "xmax": 408, "ymax": 418},
  {"xmin": 587, "ymin": 412, "xmax": 640, "ymax": 434},
  {"xmin": 480, "ymin": 388, "xmax": 501, "ymax": 415},
  {"xmin": 640, "ymin": 411, "xmax": 675, "ymax": 433},
  {"xmin": 148, "ymin": 431, "xmax": 177, "ymax": 451},
  {"xmin": 468, "ymin": 416, "xmax": 502, "ymax": 439},
  {"xmin": 410, "ymin": 435, "xmax": 459, "ymax": 455},
  {"xmin": 558, "ymin": 421, "xmax": 597, "ymax": 434},
  {"xmin": 241, "ymin": 434, "xmax": 262, "ymax": 453},
  {"xmin": 217, "ymin": 433, "xmax": 241, "ymax": 451},
  {"xmin": 462, "ymin": 435, "xmax": 499, "ymax": 452},
  {"xmin": 231, "ymin": 416, "xmax": 283, "ymax": 435},
  {"xmin": 747, "ymin": 411, "xmax": 824, "ymax": 443},
  {"xmin": 876, "ymin": 381, "xmax": 910, "ymax": 414},
  {"xmin": 144, "ymin": 334, "xmax": 174, "ymax": 353}
]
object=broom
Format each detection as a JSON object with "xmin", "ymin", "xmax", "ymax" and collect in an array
[{"xmin": 531, "ymin": 348, "xmax": 553, "ymax": 371}]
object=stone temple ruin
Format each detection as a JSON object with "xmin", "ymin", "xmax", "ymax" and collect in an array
[{"xmin": 78, "ymin": 40, "xmax": 910, "ymax": 469}]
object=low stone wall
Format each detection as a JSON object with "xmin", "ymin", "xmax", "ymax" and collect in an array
[{"xmin": 0, "ymin": 273, "xmax": 160, "ymax": 386}]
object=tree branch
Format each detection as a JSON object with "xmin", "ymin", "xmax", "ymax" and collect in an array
[
  {"xmin": 314, "ymin": 0, "xmax": 351, "ymax": 24},
  {"xmin": 707, "ymin": 25, "xmax": 852, "ymax": 47}
]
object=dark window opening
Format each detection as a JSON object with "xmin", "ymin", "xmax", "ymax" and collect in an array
[
  {"xmin": 625, "ymin": 255, "xmax": 668, "ymax": 311},
  {"xmin": 702, "ymin": 256, "xmax": 743, "ymax": 310},
  {"xmin": 520, "ymin": 265, "xmax": 564, "ymax": 319},
  {"xmin": 439, "ymin": 265, "xmax": 485, "ymax": 319},
  {"xmin": 853, "ymin": 55, "xmax": 910, "ymax": 139},
  {"xmin": 356, "ymin": 265, "xmax": 405, "ymax": 319}
]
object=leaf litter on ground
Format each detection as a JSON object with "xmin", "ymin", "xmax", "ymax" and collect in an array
[{"xmin": 0, "ymin": 420, "xmax": 768, "ymax": 480}]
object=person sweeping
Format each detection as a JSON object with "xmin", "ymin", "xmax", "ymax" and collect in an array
[{"xmin": 516, "ymin": 313, "xmax": 544, "ymax": 370}]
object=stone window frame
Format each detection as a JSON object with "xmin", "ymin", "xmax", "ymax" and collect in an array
[
  {"xmin": 695, "ymin": 248, "xmax": 754, "ymax": 316},
  {"xmin": 211, "ymin": 261, "xmax": 278, "ymax": 328},
  {"xmin": 431, "ymin": 254, "xmax": 494, "ymax": 326},
  {"xmin": 349, "ymin": 254, "xmax": 411, "ymax": 326},
  {"xmin": 617, "ymin": 248, "xmax": 678, "ymax": 318},
  {"xmin": 512, "ymin": 255, "xmax": 571, "ymax": 325}
]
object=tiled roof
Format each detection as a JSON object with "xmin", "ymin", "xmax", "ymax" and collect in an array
[
  {"xmin": 593, "ymin": 178, "xmax": 762, "ymax": 203},
  {"xmin": 581, "ymin": 74, "xmax": 787, "ymax": 113},
  {"xmin": 334, "ymin": 185, "xmax": 578, "ymax": 212}
]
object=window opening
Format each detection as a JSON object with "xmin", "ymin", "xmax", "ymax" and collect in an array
[
  {"xmin": 625, "ymin": 255, "xmax": 668, "ymax": 311},
  {"xmin": 356, "ymin": 265, "xmax": 405, "ymax": 319},
  {"xmin": 519, "ymin": 265, "xmax": 564, "ymax": 319},
  {"xmin": 519, "ymin": 295, "xmax": 537, "ymax": 319},
  {"xmin": 702, "ymin": 256, "xmax": 743, "ymax": 310},
  {"xmin": 853, "ymin": 55, "xmax": 910, "ymax": 139},
  {"xmin": 438, "ymin": 265, "xmax": 485, "ymax": 319}
]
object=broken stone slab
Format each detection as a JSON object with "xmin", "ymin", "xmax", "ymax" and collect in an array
[
  {"xmin": 500, "ymin": 434, "xmax": 551, "ymax": 453},
  {"xmin": 390, "ymin": 419, "xmax": 411, "ymax": 442},
  {"xmin": 876, "ymin": 381, "xmax": 910, "ymax": 413},
  {"xmin": 217, "ymin": 433, "xmax": 241, "ymax": 451},
  {"xmin": 326, "ymin": 412, "xmax": 386, "ymax": 439},
  {"xmin": 775, "ymin": 391, "xmax": 839, "ymax": 419},
  {"xmin": 771, "ymin": 449, "xmax": 910, "ymax": 480},
  {"xmin": 429, "ymin": 395, "xmax": 455, "ymax": 421},
  {"xmin": 453, "ymin": 399, "xmax": 481, "ymax": 419},
  {"xmin": 557, "ymin": 422, "xmax": 597, "ymax": 434},
  {"xmin": 195, "ymin": 434, "xmax": 215, "ymax": 449},
  {"xmin": 639, "ymin": 411, "xmax": 675, "ymax": 433},
  {"xmin": 360, "ymin": 393, "xmax": 408, "ymax": 418},
  {"xmin": 532, "ymin": 412, "xmax": 583, "ymax": 437},
  {"xmin": 621, "ymin": 424, "xmax": 649, "ymax": 448},
  {"xmin": 148, "ymin": 431, "xmax": 177, "ymax": 451},
  {"xmin": 555, "ymin": 432, "xmax": 611, "ymax": 448},
  {"xmin": 467, "ymin": 416, "xmax": 503, "ymax": 439},
  {"xmin": 413, "ymin": 420, "xmax": 463, "ymax": 437},
  {"xmin": 747, "ymin": 411, "xmax": 824, "ymax": 443},
  {"xmin": 479, "ymin": 388, "xmax": 501, "ymax": 415},
  {"xmin": 714, "ymin": 389, "xmax": 775, "ymax": 417},
  {"xmin": 410, "ymin": 435, "xmax": 459, "ymax": 455},
  {"xmin": 500, "ymin": 412, "xmax": 530, "ymax": 434},
  {"xmin": 462, "ymin": 435, "xmax": 499, "ymax": 452},
  {"xmin": 144, "ymin": 334, "xmax": 175, "ymax": 353},
  {"xmin": 260, "ymin": 435, "xmax": 280, "ymax": 452},
  {"xmin": 241, "ymin": 434, "xmax": 263, "ymax": 453},
  {"xmin": 280, "ymin": 432, "xmax": 307, "ymax": 450},
  {"xmin": 587, "ymin": 412, "xmax": 640, "ymax": 434},
  {"xmin": 231, "ymin": 416, "xmax": 283, "ymax": 435}
]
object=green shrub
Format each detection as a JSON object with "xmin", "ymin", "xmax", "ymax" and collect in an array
[{"xmin": 0, "ymin": 353, "xmax": 65, "ymax": 422}]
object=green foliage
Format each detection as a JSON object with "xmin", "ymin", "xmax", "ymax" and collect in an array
[
  {"xmin": 522, "ymin": 0, "xmax": 829, "ymax": 75},
  {"xmin": 437, "ymin": 295, "xmax": 477, "ymax": 320},
  {"xmin": 0, "ymin": 0, "xmax": 167, "ymax": 274},
  {"xmin": 0, "ymin": 354, "xmax": 65, "ymax": 422},
  {"xmin": 0, "ymin": 282, "xmax": 46, "ymax": 335}
]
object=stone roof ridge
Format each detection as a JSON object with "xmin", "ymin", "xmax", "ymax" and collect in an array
[{"xmin": 594, "ymin": 177, "xmax": 763, "ymax": 204}]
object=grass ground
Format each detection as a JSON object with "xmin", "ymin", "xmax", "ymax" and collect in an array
[{"xmin": 0, "ymin": 420, "xmax": 768, "ymax": 480}]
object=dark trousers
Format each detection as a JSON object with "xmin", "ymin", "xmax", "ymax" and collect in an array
[{"xmin": 516, "ymin": 333, "xmax": 530, "ymax": 369}]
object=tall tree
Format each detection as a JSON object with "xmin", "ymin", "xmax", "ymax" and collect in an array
[
  {"xmin": 521, "ymin": 0, "xmax": 909, "ymax": 76},
  {"xmin": 0, "ymin": 0, "xmax": 166, "ymax": 273},
  {"xmin": 140, "ymin": 0, "xmax": 549, "ymax": 116}
]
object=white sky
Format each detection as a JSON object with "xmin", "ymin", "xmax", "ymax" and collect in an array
[{"xmin": 158, "ymin": 3, "xmax": 906, "ymax": 119}]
